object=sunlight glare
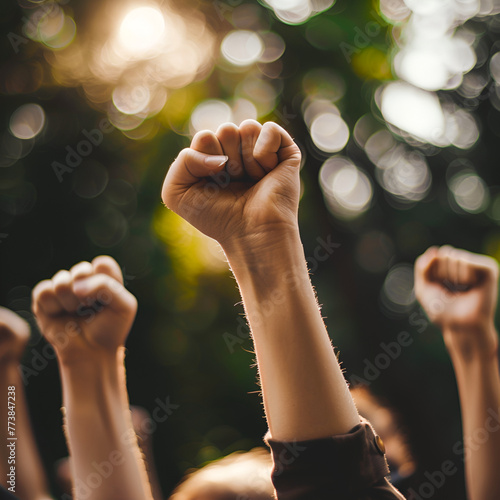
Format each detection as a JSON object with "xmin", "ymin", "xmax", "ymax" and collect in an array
[{"xmin": 118, "ymin": 7, "xmax": 165, "ymax": 57}]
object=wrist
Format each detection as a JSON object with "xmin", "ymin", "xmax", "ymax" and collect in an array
[
  {"xmin": 443, "ymin": 322, "xmax": 498, "ymax": 363},
  {"xmin": 59, "ymin": 348, "xmax": 127, "ymax": 412},
  {"xmin": 58, "ymin": 347, "xmax": 125, "ymax": 380},
  {"xmin": 222, "ymin": 223, "xmax": 301, "ymax": 267},
  {"xmin": 55, "ymin": 342, "xmax": 125, "ymax": 369},
  {"xmin": 222, "ymin": 224, "xmax": 305, "ymax": 288}
]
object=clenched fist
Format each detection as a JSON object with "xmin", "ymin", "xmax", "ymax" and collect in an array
[
  {"xmin": 161, "ymin": 120, "xmax": 302, "ymax": 248},
  {"xmin": 414, "ymin": 246, "xmax": 499, "ymax": 357},
  {"xmin": 32, "ymin": 256, "xmax": 137, "ymax": 365}
]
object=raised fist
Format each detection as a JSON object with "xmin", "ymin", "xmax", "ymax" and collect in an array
[
  {"xmin": 414, "ymin": 246, "xmax": 499, "ymax": 356},
  {"xmin": 32, "ymin": 256, "xmax": 137, "ymax": 365},
  {"xmin": 161, "ymin": 120, "xmax": 302, "ymax": 247}
]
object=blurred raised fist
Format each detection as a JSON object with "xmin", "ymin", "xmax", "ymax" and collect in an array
[
  {"xmin": 161, "ymin": 120, "xmax": 302, "ymax": 247},
  {"xmin": 32, "ymin": 256, "xmax": 137, "ymax": 365},
  {"xmin": 414, "ymin": 246, "xmax": 499, "ymax": 356},
  {"xmin": 0, "ymin": 307, "xmax": 30, "ymax": 364}
]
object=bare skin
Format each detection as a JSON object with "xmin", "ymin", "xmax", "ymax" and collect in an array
[
  {"xmin": 415, "ymin": 245, "xmax": 500, "ymax": 500},
  {"xmin": 32, "ymin": 256, "xmax": 153, "ymax": 500},
  {"xmin": 0, "ymin": 307, "xmax": 51, "ymax": 500},
  {"xmin": 55, "ymin": 406, "xmax": 164, "ymax": 500},
  {"xmin": 162, "ymin": 120, "xmax": 360, "ymax": 442}
]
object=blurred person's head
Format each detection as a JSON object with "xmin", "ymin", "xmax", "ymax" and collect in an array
[
  {"xmin": 169, "ymin": 447, "xmax": 274, "ymax": 500},
  {"xmin": 351, "ymin": 385, "xmax": 416, "ymax": 481}
]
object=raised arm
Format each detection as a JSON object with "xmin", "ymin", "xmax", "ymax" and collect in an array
[
  {"xmin": 32, "ymin": 256, "xmax": 154, "ymax": 500},
  {"xmin": 0, "ymin": 307, "xmax": 51, "ymax": 500},
  {"xmin": 162, "ymin": 121, "xmax": 404, "ymax": 499},
  {"xmin": 162, "ymin": 120, "xmax": 358, "ymax": 440},
  {"xmin": 415, "ymin": 246, "xmax": 500, "ymax": 500}
]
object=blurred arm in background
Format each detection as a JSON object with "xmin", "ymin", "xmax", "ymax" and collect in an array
[
  {"xmin": 55, "ymin": 406, "xmax": 164, "ymax": 500},
  {"xmin": 0, "ymin": 307, "xmax": 51, "ymax": 500},
  {"xmin": 32, "ymin": 256, "xmax": 154, "ymax": 500},
  {"xmin": 415, "ymin": 245, "xmax": 500, "ymax": 500}
]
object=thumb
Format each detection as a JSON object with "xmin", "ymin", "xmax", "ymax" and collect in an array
[
  {"xmin": 161, "ymin": 148, "xmax": 228, "ymax": 210},
  {"xmin": 414, "ymin": 247, "xmax": 439, "ymax": 299},
  {"xmin": 72, "ymin": 275, "xmax": 137, "ymax": 315},
  {"xmin": 415, "ymin": 247, "xmax": 438, "ymax": 280}
]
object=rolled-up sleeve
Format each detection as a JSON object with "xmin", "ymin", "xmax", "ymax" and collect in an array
[{"xmin": 266, "ymin": 419, "xmax": 406, "ymax": 500}]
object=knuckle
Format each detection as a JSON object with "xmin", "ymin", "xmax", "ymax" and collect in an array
[
  {"xmin": 193, "ymin": 130, "xmax": 216, "ymax": 148},
  {"xmin": 174, "ymin": 148, "xmax": 191, "ymax": 164},
  {"xmin": 217, "ymin": 122, "xmax": 238, "ymax": 134},
  {"xmin": 239, "ymin": 119, "xmax": 261, "ymax": 132}
]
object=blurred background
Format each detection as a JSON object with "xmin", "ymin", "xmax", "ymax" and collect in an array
[{"xmin": 1, "ymin": 0, "xmax": 500, "ymax": 498}]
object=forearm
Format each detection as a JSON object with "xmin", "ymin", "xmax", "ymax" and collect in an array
[
  {"xmin": 223, "ymin": 226, "xmax": 359, "ymax": 442},
  {"xmin": 59, "ymin": 350, "xmax": 153, "ymax": 500},
  {"xmin": 446, "ymin": 326, "xmax": 500, "ymax": 500},
  {"xmin": 0, "ymin": 363, "xmax": 50, "ymax": 500}
]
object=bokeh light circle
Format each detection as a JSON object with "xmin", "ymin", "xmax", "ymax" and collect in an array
[
  {"xmin": 9, "ymin": 104, "xmax": 45, "ymax": 140},
  {"xmin": 221, "ymin": 30, "xmax": 264, "ymax": 67},
  {"xmin": 381, "ymin": 264, "xmax": 415, "ymax": 315},
  {"xmin": 380, "ymin": 81, "xmax": 445, "ymax": 144},
  {"xmin": 319, "ymin": 157, "xmax": 373, "ymax": 219},
  {"xmin": 449, "ymin": 173, "xmax": 489, "ymax": 213},
  {"xmin": 190, "ymin": 100, "xmax": 233, "ymax": 134},
  {"xmin": 310, "ymin": 112, "xmax": 349, "ymax": 153}
]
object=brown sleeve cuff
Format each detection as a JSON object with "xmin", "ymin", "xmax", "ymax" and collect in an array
[{"xmin": 265, "ymin": 418, "xmax": 404, "ymax": 499}]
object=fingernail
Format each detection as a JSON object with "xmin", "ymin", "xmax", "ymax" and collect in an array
[{"xmin": 204, "ymin": 155, "xmax": 228, "ymax": 168}]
